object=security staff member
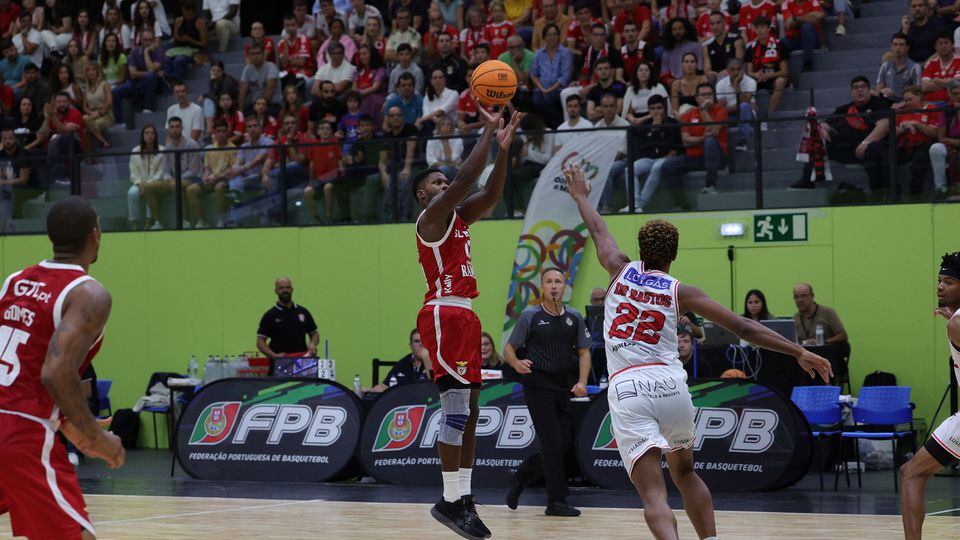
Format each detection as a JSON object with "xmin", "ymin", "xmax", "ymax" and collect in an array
[
  {"xmin": 257, "ymin": 277, "xmax": 319, "ymax": 363},
  {"xmin": 504, "ymin": 268, "xmax": 591, "ymax": 517}
]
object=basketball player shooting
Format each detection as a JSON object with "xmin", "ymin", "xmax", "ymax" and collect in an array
[
  {"xmin": 413, "ymin": 103, "xmax": 521, "ymax": 540},
  {"xmin": 900, "ymin": 252, "xmax": 960, "ymax": 540},
  {"xmin": 563, "ymin": 164, "xmax": 831, "ymax": 540},
  {"xmin": 0, "ymin": 196, "xmax": 124, "ymax": 540}
]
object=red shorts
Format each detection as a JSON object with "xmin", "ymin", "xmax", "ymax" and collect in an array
[
  {"xmin": 0, "ymin": 412, "xmax": 93, "ymax": 540},
  {"xmin": 417, "ymin": 303, "xmax": 482, "ymax": 385}
]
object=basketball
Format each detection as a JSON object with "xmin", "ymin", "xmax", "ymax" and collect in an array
[
  {"xmin": 470, "ymin": 60, "xmax": 518, "ymax": 107},
  {"xmin": 721, "ymin": 369, "xmax": 748, "ymax": 379}
]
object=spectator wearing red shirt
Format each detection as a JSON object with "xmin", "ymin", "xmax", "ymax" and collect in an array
[
  {"xmin": 620, "ymin": 21, "xmax": 656, "ymax": 86},
  {"xmin": 745, "ymin": 17, "xmax": 788, "ymax": 117},
  {"xmin": 780, "ymin": 0, "xmax": 824, "ymax": 72},
  {"xmin": 278, "ymin": 15, "xmax": 316, "ymax": 81},
  {"xmin": 45, "ymin": 92, "xmax": 84, "ymax": 183},
  {"xmin": 613, "ymin": 0, "xmax": 652, "ymax": 48},
  {"xmin": 422, "ymin": 6, "xmax": 458, "ymax": 66},
  {"xmin": 0, "ymin": 0, "xmax": 20, "ymax": 40},
  {"xmin": 303, "ymin": 120, "xmax": 343, "ymax": 223},
  {"xmin": 457, "ymin": 65, "xmax": 483, "ymax": 136},
  {"xmin": 662, "ymin": 82, "xmax": 728, "ymax": 205},
  {"xmin": 485, "ymin": 2, "xmax": 516, "ymax": 59},
  {"xmin": 361, "ymin": 17, "xmax": 387, "ymax": 62},
  {"xmin": 695, "ymin": 0, "xmax": 733, "ymax": 41},
  {"xmin": 565, "ymin": 2, "xmax": 602, "ymax": 58},
  {"xmin": 213, "ymin": 91, "xmax": 246, "ymax": 145},
  {"xmin": 460, "ymin": 5, "xmax": 488, "ymax": 62},
  {"xmin": 738, "ymin": 0, "xmax": 778, "ymax": 44},
  {"xmin": 882, "ymin": 85, "xmax": 937, "ymax": 195},
  {"xmin": 262, "ymin": 113, "xmax": 310, "ymax": 200},
  {"xmin": 245, "ymin": 21, "xmax": 276, "ymax": 64},
  {"xmin": 921, "ymin": 32, "xmax": 960, "ymax": 104}
]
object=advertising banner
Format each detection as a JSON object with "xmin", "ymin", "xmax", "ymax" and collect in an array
[
  {"xmin": 501, "ymin": 130, "xmax": 624, "ymax": 346},
  {"xmin": 175, "ymin": 378, "xmax": 363, "ymax": 482},
  {"xmin": 576, "ymin": 379, "xmax": 813, "ymax": 491},
  {"xmin": 359, "ymin": 381, "xmax": 536, "ymax": 487}
]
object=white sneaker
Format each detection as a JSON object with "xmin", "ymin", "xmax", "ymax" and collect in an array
[
  {"xmin": 760, "ymin": 122, "xmax": 769, "ymax": 132},
  {"xmin": 195, "ymin": 220, "xmax": 208, "ymax": 228},
  {"xmin": 635, "ymin": 205, "xmax": 645, "ymax": 213},
  {"xmin": 835, "ymin": 24, "xmax": 846, "ymax": 36},
  {"xmin": 216, "ymin": 217, "xmax": 226, "ymax": 228},
  {"xmin": 701, "ymin": 186, "xmax": 718, "ymax": 195},
  {"xmin": 618, "ymin": 206, "xmax": 631, "ymax": 214},
  {"xmin": 149, "ymin": 221, "xmax": 163, "ymax": 230},
  {"xmin": 182, "ymin": 221, "xmax": 193, "ymax": 229},
  {"xmin": 67, "ymin": 452, "xmax": 80, "ymax": 466}
]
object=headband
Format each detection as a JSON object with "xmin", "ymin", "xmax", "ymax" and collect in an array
[{"xmin": 940, "ymin": 266, "xmax": 960, "ymax": 281}]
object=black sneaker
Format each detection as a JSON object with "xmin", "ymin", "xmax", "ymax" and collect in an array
[
  {"xmin": 461, "ymin": 495, "xmax": 492, "ymax": 538},
  {"xmin": 505, "ymin": 476, "xmax": 524, "ymax": 510},
  {"xmin": 431, "ymin": 498, "xmax": 486, "ymax": 540},
  {"xmin": 789, "ymin": 179, "xmax": 816, "ymax": 190},
  {"xmin": 545, "ymin": 500, "xmax": 581, "ymax": 517}
]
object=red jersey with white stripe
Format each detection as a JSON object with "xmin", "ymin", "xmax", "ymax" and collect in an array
[
  {"xmin": 738, "ymin": 0, "xmax": 778, "ymax": 43},
  {"xmin": 484, "ymin": 20, "xmax": 515, "ymax": 59},
  {"xmin": 604, "ymin": 261, "xmax": 681, "ymax": 376},
  {"xmin": 0, "ymin": 261, "xmax": 103, "ymax": 422},
  {"xmin": 922, "ymin": 55, "xmax": 960, "ymax": 102},
  {"xmin": 416, "ymin": 210, "xmax": 478, "ymax": 304}
]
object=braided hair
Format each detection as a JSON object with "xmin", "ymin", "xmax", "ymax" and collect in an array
[{"xmin": 638, "ymin": 220, "xmax": 679, "ymax": 271}]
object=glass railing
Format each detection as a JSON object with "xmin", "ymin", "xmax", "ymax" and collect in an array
[{"xmin": 2, "ymin": 105, "xmax": 954, "ymax": 234}]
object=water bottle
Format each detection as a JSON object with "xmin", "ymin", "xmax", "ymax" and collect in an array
[
  {"xmin": 815, "ymin": 323, "xmax": 824, "ymax": 346},
  {"xmin": 599, "ymin": 376, "xmax": 609, "ymax": 390},
  {"xmin": 187, "ymin": 355, "xmax": 198, "ymax": 379},
  {"xmin": 389, "ymin": 375, "xmax": 398, "ymax": 387},
  {"xmin": 353, "ymin": 374, "xmax": 363, "ymax": 396}
]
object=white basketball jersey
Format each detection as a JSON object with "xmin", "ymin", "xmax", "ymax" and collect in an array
[
  {"xmin": 951, "ymin": 311, "xmax": 960, "ymax": 383},
  {"xmin": 604, "ymin": 261, "xmax": 682, "ymax": 377}
]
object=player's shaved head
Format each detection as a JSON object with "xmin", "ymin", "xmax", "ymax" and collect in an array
[
  {"xmin": 47, "ymin": 196, "xmax": 99, "ymax": 256},
  {"xmin": 794, "ymin": 282, "xmax": 814, "ymax": 296}
]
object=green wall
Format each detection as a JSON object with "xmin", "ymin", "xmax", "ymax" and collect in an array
[{"xmin": 1, "ymin": 204, "xmax": 957, "ymax": 447}]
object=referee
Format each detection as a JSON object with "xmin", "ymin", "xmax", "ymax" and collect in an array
[{"xmin": 504, "ymin": 268, "xmax": 591, "ymax": 517}]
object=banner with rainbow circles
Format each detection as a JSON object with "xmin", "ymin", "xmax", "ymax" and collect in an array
[{"xmin": 501, "ymin": 130, "xmax": 623, "ymax": 345}]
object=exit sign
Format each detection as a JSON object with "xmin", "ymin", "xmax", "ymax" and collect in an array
[{"xmin": 753, "ymin": 213, "xmax": 807, "ymax": 242}]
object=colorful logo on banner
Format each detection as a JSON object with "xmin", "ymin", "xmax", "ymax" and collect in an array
[
  {"xmin": 592, "ymin": 412, "xmax": 619, "ymax": 450},
  {"xmin": 372, "ymin": 405, "xmax": 427, "ymax": 452},
  {"xmin": 189, "ymin": 401, "xmax": 241, "ymax": 445},
  {"xmin": 502, "ymin": 131, "xmax": 623, "ymax": 343}
]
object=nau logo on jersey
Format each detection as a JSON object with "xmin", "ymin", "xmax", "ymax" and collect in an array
[
  {"xmin": 190, "ymin": 402, "xmax": 241, "ymax": 445},
  {"xmin": 12, "ymin": 280, "xmax": 51, "ymax": 303},
  {"xmin": 592, "ymin": 412, "xmax": 619, "ymax": 450},
  {"xmin": 623, "ymin": 267, "xmax": 672, "ymax": 290},
  {"xmin": 372, "ymin": 405, "xmax": 427, "ymax": 452}
]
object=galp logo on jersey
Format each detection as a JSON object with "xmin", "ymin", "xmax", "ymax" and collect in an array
[
  {"xmin": 189, "ymin": 402, "xmax": 241, "ymax": 445},
  {"xmin": 623, "ymin": 267, "xmax": 672, "ymax": 290},
  {"xmin": 372, "ymin": 405, "xmax": 426, "ymax": 452},
  {"xmin": 12, "ymin": 280, "xmax": 51, "ymax": 303}
]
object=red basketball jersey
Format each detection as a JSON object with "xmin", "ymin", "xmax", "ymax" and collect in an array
[
  {"xmin": 416, "ymin": 210, "xmax": 479, "ymax": 304},
  {"xmin": 0, "ymin": 261, "xmax": 103, "ymax": 421}
]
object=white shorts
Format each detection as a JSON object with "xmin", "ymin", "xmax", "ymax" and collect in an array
[
  {"xmin": 930, "ymin": 411, "xmax": 960, "ymax": 463},
  {"xmin": 607, "ymin": 364, "xmax": 695, "ymax": 474}
]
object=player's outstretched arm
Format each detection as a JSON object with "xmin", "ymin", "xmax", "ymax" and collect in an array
[
  {"xmin": 420, "ymin": 105, "xmax": 499, "ymax": 228},
  {"xmin": 459, "ymin": 108, "xmax": 523, "ymax": 224},
  {"xmin": 678, "ymin": 284, "xmax": 833, "ymax": 383},
  {"xmin": 41, "ymin": 281, "xmax": 125, "ymax": 468},
  {"xmin": 563, "ymin": 163, "xmax": 629, "ymax": 279}
]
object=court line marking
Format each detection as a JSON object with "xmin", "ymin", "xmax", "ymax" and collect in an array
[
  {"xmin": 926, "ymin": 507, "xmax": 960, "ymax": 516},
  {"xmin": 91, "ymin": 499, "xmax": 323, "ymax": 526}
]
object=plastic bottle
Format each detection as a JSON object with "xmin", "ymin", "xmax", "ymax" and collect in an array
[
  {"xmin": 815, "ymin": 323, "xmax": 824, "ymax": 346},
  {"xmin": 599, "ymin": 376, "xmax": 609, "ymax": 390},
  {"xmin": 187, "ymin": 355, "xmax": 198, "ymax": 379},
  {"xmin": 389, "ymin": 375, "xmax": 398, "ymax": 387},
  {"xmin": 353, "ymin": 374, "xmax": 363, "ymax": 396}
]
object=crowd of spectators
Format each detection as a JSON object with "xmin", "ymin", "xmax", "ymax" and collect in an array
[{"xmin": 0, "ymin": 0, "xmax": 955, "ymax": 230}]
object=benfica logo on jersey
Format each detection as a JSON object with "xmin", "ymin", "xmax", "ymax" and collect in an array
[
  {"xmin": 189, "ymin": 402, "xmax": 241, "ymax": 445},
  {"xmin": 592, "ymin": 412, "xmax": 619, "ymax": 450},
  {"xmin": 372, "ymin": 405, "xmax": 427, "ymax": 451}
]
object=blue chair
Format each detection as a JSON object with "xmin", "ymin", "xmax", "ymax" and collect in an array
[
  {"xmin": 791, "ymin": 385, "xmax": 844, "ymax": 491},
  {"xmin": 96, "ymin": 379, "xmax": 113, "ymax": 418},
  {"xmin": 841, "ymin": 386, "xmax": 916, "ymax": 492},
  {"xmin": 142, "ymin": 372, "xmax": 182, "ymax": 449}
]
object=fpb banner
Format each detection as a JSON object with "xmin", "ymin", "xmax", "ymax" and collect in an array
[
  {"xmin": 576, "ymin": 379, "xmax": 813, "ymax": 492},
  {"xmin": 359, "ymin": 381, "xmax": 536, "ymax": 487},
  {"xmin": 502, "ymin": 130, "xmax": 624, "ymax": 345},
  {"xmin": 175, "ymin": 378, "xmax": 363, "ymax": 482}
]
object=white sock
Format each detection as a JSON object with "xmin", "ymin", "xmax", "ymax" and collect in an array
[
  {"xmin": 459, "ymin": 468, "xmax": 473, "ymax": 498},
  {"xmin": 703, "ymin": 537, "xmax": 719, "ymax": 540},
  {"xmin": 442, "ymin": 471, "xmax": 460, "ymax": 502}
]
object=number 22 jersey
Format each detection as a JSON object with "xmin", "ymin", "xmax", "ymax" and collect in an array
[
  {"xmin": 0, "ymin": 261, "xmax": 103, "ymax": 422},
  {"xmin": 604, "ymin": 261, "xmax": 681, "ymax": 377}
]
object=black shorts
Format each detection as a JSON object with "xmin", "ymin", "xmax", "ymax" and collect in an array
[
  {"xmin": 925, "ymin": 436, "xmax": 960, "ymax": 467},
  {"xmin": 436, "ymin": 375, "xmax": 482, "ymax": 392}
]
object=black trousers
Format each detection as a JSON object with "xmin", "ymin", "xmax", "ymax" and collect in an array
[{"xmin": 515, "ymin": 369, "xmax": 575, "ymax": 503}]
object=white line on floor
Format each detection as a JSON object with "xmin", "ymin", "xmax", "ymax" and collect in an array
[
  {"xmin": 92, "ymin": 499, "xmax": 323, "ymax": 526},
  {"xmin": 926, "ymin": 507, "xmax": 960, "ymax": 516}
]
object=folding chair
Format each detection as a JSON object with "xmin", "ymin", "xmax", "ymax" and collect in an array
[
  {"xmin": 96, "ymin": 379, "xmax": 113, "ymax": 418},
  {"xmin": 841, "ymin": 386, "xmax": 916, "ymax": 492},
  {"xmin": 791, "ymin": 385, "xmax": 844, "ymax": 491}
]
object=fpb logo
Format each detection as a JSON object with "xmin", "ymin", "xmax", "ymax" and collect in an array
[
  {"xmin": 592, "ymin": 412, "xmax": 619, "ymax": 450},
  {"xmin": 189, "ymin": 401, "xmax": 241, "ymax": 445},
  {"xmin": 372, "ymin": 405, "xmax": 427, "ymax": 452}
]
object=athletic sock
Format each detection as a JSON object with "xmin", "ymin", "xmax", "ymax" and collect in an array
[
  {"xmin": 458, "ymin": 468, "xmax": 473, "ymax": 498},
  {"xmin": 442, "ymin": 471, "xmax": 460, "ymax": 503},
  {"xmin": 703, "ymin": 537, "xmax": 719, "ymax": 540}
]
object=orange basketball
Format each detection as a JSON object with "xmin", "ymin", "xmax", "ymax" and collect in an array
[
  {"xmin": 470, "ymin": 60, "xmax": 518, "ymax": 107},
  {"xmin": 721, "ymin": 369, "xmax": 748, "ymax": 379}
]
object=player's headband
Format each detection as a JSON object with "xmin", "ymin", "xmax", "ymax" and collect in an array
[{"xmin": 940, "ymin": 266, "xmax": 960, "ymax": 281}]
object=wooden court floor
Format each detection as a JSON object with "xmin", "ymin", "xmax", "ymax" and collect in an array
[{"xmin": 2, "ymin": 495, "xmax": 958, "ymax": 539}]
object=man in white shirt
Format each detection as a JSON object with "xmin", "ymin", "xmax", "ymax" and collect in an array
[
  {"xmin": 203, "ymin": 0, "xmax": 240, "ymax": 53},
  {"xmin": 312, "ymin": 42, "xmax": 356, "ymax": 98},
  {"xmin": 714, "ymin": 58, "xmax": 756, "ymax": 152},
  {"xmin": 554, "ymin": 95, "xmax": 591, "ymax": 150},
  {"xmin": 166, "ymin": 81, "xmax": 205, "ymax": 142},
  {"xmin": 12, "ymin": 13, "xmax": 42, "ymax": 68},
  {"xmin": 593, "ymin": 94, "xmax": 631, "ymax": 212}
]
